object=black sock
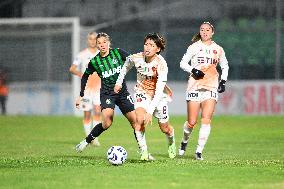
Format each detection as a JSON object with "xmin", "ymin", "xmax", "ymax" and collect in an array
[{"xmin": 85, "ymin": 123, "xmax": 106, "ymax": 143}]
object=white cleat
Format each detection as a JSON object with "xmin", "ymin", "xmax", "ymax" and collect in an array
[
  {"xmin": 140, "ymin": 150, "xmax": 155, "ymax": 161},
  {"xmin": 178, "ymin": 149, "xmax": 185, "ymax": 156},
  {"xmin": 178, "ymin": 142, "xmax": 188, "ymax": 156},
  {"xmin": 148, "ymin": 153, "xmax": 155, "ymax": 161},
  {"xmin": 195, "ymin": 152, "xmax": 204, "ymax": 161},
  {"xmin": 75, "ymin": 139, "xmax": 88, "ymax": 153}
]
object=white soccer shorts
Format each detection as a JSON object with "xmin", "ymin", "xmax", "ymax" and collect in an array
[
  {"xmin": 134, "ymin": 92, "xmax": 170, "ymax": 123},
  {"xmin": 80, "ymin": 89, "xmax": 100, "ymax": 111},
  {"xmin": 185, "ymin": 89, "xmax": 218, "ymax": 102}
]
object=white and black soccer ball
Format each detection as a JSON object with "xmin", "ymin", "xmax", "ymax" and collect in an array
[{"xmin": 106, "ymin": 146, "xmax": 127, "ymax": 165}]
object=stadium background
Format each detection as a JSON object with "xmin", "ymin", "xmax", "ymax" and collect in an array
[{"xmin": 0, "ymin": 0, "xmax": 283, "ymax": 115}]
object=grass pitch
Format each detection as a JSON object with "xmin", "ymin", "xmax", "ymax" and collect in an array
[{"xmin": 0, "ymin": 115, "xmax": 283, "ymax": 189}]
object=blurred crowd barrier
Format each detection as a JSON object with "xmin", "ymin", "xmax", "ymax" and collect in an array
[{"xmin": 6, "ymin": 81, "xmax": 284, "ymax": 115}]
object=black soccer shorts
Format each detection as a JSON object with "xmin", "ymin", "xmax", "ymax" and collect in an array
[{"xmin": 100, "ymin": 88, "xmax": 134, "ymax": 114}]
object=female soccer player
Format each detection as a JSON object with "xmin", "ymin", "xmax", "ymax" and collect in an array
[
  {"xmin": 114, "ymin": 33, "xmax": 176, "ymax": 159},
  {"xmin": 69, "ymin": 32, "xmax": 101, "ymax": 146},
  {"xmin": 75, "ymin": 33, "xmax": 144, "ymax": 156},
  {"xmin": 178, "ymin": 22, "xmax": 229, "ymax": 160}
]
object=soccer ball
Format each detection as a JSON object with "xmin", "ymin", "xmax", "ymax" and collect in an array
[{"xmin": 106, "ymin": 146, "xmax": 127, "ymax": 165}]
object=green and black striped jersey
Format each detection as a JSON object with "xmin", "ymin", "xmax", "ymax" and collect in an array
[{"xmin": 80, "ymin": 48, "xmax": 129, "ymax": 96}]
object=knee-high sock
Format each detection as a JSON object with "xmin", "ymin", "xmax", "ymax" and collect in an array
[
  {"xmin": 83, "ymin": 120, "xmax": 92, "ymax": 136},
  {"xmin": 134, "ymin": 130, "xmax": 147, "ymax": 151},
  {"xmin": 196, "ymin": 124, "xmax": 211, "ymax": 153},
  {"xmin": 182, "ymin": 121, "xmax": 193, "ymax": 143},
  {"xmin": 86, "ymin": 123, "xmax": 106, "ymax": 143},
  {"xmin": 166, "ymin": 128, "xmax": 175, "ymax": 145}
]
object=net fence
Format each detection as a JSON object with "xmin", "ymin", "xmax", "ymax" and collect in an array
[{"xmin": 0, "ymin": 18, "xmax": 75, "ymax": 83}]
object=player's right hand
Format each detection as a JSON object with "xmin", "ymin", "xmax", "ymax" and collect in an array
[
  {"xmin": 75, "ymin": 96, "xmax": 82, "ymax": 109},
  {"xmin": 191, "ymin": 68, "xmax": 205, "ymax": 79},
  {"xmin": 114, "ymin": 84, "xmax": 122, "ymax": 94}
]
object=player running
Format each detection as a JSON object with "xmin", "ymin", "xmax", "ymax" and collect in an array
[
  {"xmin": 114, "ymin": 33, "xmax": 176, "ymax": 159},
  {"xmin": 69, "ymin": 32, "xmax": 101, "ymax": 146},
  {"xmin": 74, "ymin": 32, "xmax": 153, "ymax": 160},
  {"xmin": 178, "ymin": 22, "xmax": 229, "ymax": 160}
]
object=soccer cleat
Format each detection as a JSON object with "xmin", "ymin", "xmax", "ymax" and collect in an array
[
  {"xmin": 148, "ymin": 153, "xmax": 155, "ymax": 161},
  {"xmin": 140, "ymin": 149, "xmax": 149, "ymax": 160},
  {"xmin": 168, "ymin": 143, "xmax": 177, "ymax": 159},
  {"xmin": 91, "ymin": 138, "xmax": 100, "ymax": 147},
  {"xmin": 178, "ymin": 142, "xmax": 188, "ymax": 156},
  {"xmin": 195, "ymin": 152, "xmax": 204, "ymax": 161},
  {"xmin": 75, "ymin": 139, "xmax": 88, "ymax": 153},
  {"xmin": 140, "ymin": 150, "xmax": 155, "ymax": 161}
]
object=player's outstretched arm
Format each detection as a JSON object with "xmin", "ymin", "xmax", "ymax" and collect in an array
[{"xmin": 115, "ymin": 56, "xmax": 134, "ymax": 91}]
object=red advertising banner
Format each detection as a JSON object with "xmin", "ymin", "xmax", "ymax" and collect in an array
[{"xmin": 217, "ymin": 81, "xmax": 284, "ymax": 115}]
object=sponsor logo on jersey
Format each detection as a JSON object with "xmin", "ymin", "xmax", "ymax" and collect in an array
[
  {"xmin": 102, "ymin": 65, "xmax": 122, "ymax": 78},
  {"xmin": 197, "ymin": 57, "xmax": 219, "ymax": 65}
]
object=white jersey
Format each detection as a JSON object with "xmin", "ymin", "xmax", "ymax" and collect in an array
[
  {"xmin": 72, "ymin": 48, "xmax": 101, "ymax": 91},
  {"xmin": 180, "ymin": 40, "xmax": 229, "ymax": 92},
  {"xmin": 116, "ymin": 52, "xmax": 169, "ymax": 114}
]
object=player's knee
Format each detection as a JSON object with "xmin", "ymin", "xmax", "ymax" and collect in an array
[
  {"xmin": 136, "ymin": 114, "xmax": 145, "ymax": 125},
  {"xmin": 187, "ymin": 120, "xmax": 197, "ymax": 128},
  {"xmin": 201, "ymin": 118, "xmax": 211, "ymax": 125}
]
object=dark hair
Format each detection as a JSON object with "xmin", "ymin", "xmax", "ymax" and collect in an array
[
  {"xmin": 96, "ymin": 32, "xmax": 111, "ymax": 42},
  {"xmin": 192, "ymin": 21, "xmax": 215, "ymax": 43},
  {"xmin": 144, "ymin": 33, "xmax": 166, "ymax": 54}
]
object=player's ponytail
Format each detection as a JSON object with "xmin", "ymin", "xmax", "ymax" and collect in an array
[{"xmin": 191, "ymin": 33, "xmax": 201, "ymax": 43}]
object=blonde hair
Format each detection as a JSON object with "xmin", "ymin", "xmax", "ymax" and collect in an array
[
  {"xmin": 87, "ymin": 31, "xmax": 97, "ymax": 38},
  {"xmin": 96, "ymin": 32, "xmax": 111, "ymax": 42},
  {"xmin": 191, "ymin": 21, "xmax": 215, "ymax": 43}
]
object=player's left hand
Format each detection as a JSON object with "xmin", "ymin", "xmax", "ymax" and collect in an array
[
  {"xmin": 75, "ymin": 96, "xmax": 82, "ymax": 109},
  {"xmin": 144, "ymin": 113, "xmax": 152, "ymax": 126},
  {"xmin": 114, "ymin": 84, "xmax": 122, "ymax": 93},
  {"xmin": 217, "ymin": 80, "xmax": 226, "ymax": 93}
]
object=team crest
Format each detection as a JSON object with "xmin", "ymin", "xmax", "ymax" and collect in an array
[
  {"xmin": 106, "ymin": 99, "xmax": 111, "ymax": 104},
  {"xmin": 112, "ymin": 58, "xmax": 118, "ymax": 64}
]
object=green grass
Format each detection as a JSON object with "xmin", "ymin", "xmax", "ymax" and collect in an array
[{"xmin": 0, "ymin": 115, "xmax": 283, "ymax": 189}]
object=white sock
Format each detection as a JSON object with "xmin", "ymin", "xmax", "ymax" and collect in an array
[
  {"xmin": 182, "ymin": 121, "xmax": 193, "ymax": 143},
  {"xmin": 196, "ymin": 124, "xmax": 211, "ymax": 153},
  {"xmin": 135, "ymin": 131, "xmax": 147, "ymax": 151},
  {"xmin": 166, "ymin": 129, "xmax": 175, "ymax": 145},
  {"xmin": 83, "ymin": 121, "xmax": 92, "ymax": 136}
]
